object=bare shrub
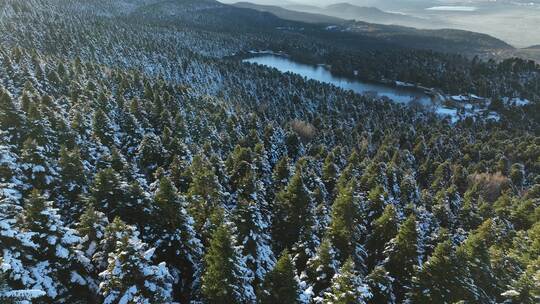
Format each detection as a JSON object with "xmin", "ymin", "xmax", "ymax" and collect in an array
[
  {"xmin": 470, "ymin": 172, "xmax": 511, "ymax": 202},
  {"xmin": 290, "ymin": 119, "xmax": 317, "ymax": 142}
]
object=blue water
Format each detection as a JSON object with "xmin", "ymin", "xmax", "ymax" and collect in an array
[{"xmin": 243, "ymin": 54, "xmax": 433, "ymax": 105}]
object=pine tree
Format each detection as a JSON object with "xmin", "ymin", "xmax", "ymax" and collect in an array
[
  {"xmin": 327, "ymin": 183, "xmax": 364, "ymax": 264},
  {"xmin": 322, "ymin": 152, "xmax": 338, "ymax": 196},
  {"xmin": 366, "ymin": 266, "xmax": 395, "ymax": 304},
  {"xmin": 304, "ymin": 238, "xmax": 338, "ymax": 302},
  {"xmin": 187, "ymin": 155, "xmax": 224, "ymax": 240},
  {"xmin": 323, "ymin": 258, "xmax": 371, "ymax": 304},
  {"xmin": 234, "ymin": 199, "xmax": 275, "ymax": 288},
  {"xmin": 151, "ymin": 176, "xmax": 203, "ymax": 303},
  {"xmin": 88, "ymin": 168, "xmax": 128, "ymax": 221},
  {"xmin": 384, "ymin": 214, "xmax": 419, "ymax": 302},
  {"xmin": 272, "ymin": 170, "xmax": 312, "ymax": 251},
  {"xmin": 0, "ymin": 88, "xmax": 25, "ymax": 143},
  {"xmin": 365, "ymin": 185, "xmax": 389, "ymax": 224},
  {"xmin": 92, "ymin": 109, "xmax": 115, "ymax": 147},
  {"xmin": 201, "ymin": 224, "xmax": 255, "ymax": 304},
  {"xmin": 99, "ymin": 222, "xmax": 174, "ymax": 304},
  {"xmin": 0, "ymin": 198, "xmax": 44, "ymax": 302},
  {"xmin": 57, "ymin": 146, "xmax": 86, "ymax": 216},
  {"xmin": 137, "ymin": 132, "xmax": 165, "ymax": 178},
  {"xmin": 0, "ymin": 264, "xmax": 46, "ymax": 303},
  {"xmin": 169, "ymin": 155, "xmax": 192, "ymax": 193},
  {"xmin": 92, "ymin": 217, "xmax": 134, "ymax": 273},
  {"xmin": 457, "ymin": 219, "xmax": 500, "ymax": 303},
  {"xmin": 20, "ymin": 137, "xmax": 53, "ymax": 192},
  {"xmin": 272, "ymin": 156, "xmax": 290, "ymax": 191},
  {"xmin": 258, "ymin": 250, "xmax": 300, "ymax": 304},
  {"xmin": 73, "ymin": 204, "xmax": 109, "ymax": 300},
  {"xmin": 432, "ymin": 185, "xmax": 461, "ymax": 229},
  {"xmin": 366, "ymin": 204, "xmax": 399, "ymax": 269},
  {"xmin": 17, "ymin": 190, "xmax": 82, "ymax": 302},
  {"xmin": 410, "ymin": 239, "xmax": 477, "ymax": 303}
]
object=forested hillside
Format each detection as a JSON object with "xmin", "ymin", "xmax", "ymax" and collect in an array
[{"xmin": 0, "ymin": 0, "xmax": 539, "ymax": 303}]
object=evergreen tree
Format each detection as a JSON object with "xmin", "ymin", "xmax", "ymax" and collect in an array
[
  {"xmin": 322, "ymin": 152, "xmax": 338, "ymax": 196},
  {"xmin": 366, "ymin": 204, "xmax": 399, "ymax": 269},
  {"xmin": 57, "ymin": 146, "xmax": 86, "ymax": 216},
  {"xmin": 20, "ymin": 137, "xmax": 53, "ymax": 192},
  {"xmin": 384, "ymin": 214, "xmax": 419, "ymax": 302},
  {"xmin": 258, "ymin": 250, "xmax": 300, "ymax": 304},
  {"xmin": 0, "ymin": 264, "xmax": 46, "ymax": 303},
  {"xmin": 92, "ymin": 218, "xmax": 135, "ymax": 273},
  {"xmin": 366, "ymin": 266, "xmax": 395, "ymax": 304},
  {"xmin": 410, "ymin": 239, "xmax": 477, "ymax": 303},
  {"xmin": 323, "ymin": 258, "xmax": 371, "ymax": 304},
  {"xmin": 92, "ymin": 109, "xmax": 115, "ymax": 147},
  {"xmin": 457, "ymin": 219, "xmax": 500, "ymax": 303},
  {"xmin": 272, "ymin": 156, "xmax": 290, "ymax": 191},
  {"xmin": 151, "ymin": 176, "xmax": 203, "ymax": 302},
  {"xmin": 137, "ymin": 132, "xmax": 165, "ymax": 178},
  {"xmin": 0, "ymin": 88, "xmax": 25, "ymax": 142},
  {"xmin": 187, "ymin": 155, "xmax": 224, "ymax": 241},
  {"xmin": 234, "ymin": 199, "xmax": 275, "ymax": 289},
  {"xmin": 88, "ymin": 168, "xmax": 128, "ymax": 221},
  {"xmin": 99, "ymin": 223, "xmax": 174, "ymax": 304},
  {"xmin": 201, "ymin": 224, "xmax": 255, "ymax": 304},
  {"xmin": 304, "ymin": 238, "xmax": 338, "ymax": 302},
  {"xmin": 272, "ymin": 170, "xmax": 312, "ymax": 251},
  {"xmin": 17, "ymin": 190, "xmax": 82, "ymax": 302},
  {"xmin": 327, "ymin": 183, "xmax": 364, "ymax": 264},
  {"xmin": 72, "ymin": 204, "xmax": 109, "ymax": 300}
]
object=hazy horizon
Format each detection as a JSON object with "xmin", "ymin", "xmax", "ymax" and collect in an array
[{"xmin": 219, "ymin": 0, "xmax": 540, "ymax": 47}]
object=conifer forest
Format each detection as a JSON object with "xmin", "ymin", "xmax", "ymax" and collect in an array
[{"xmin": 0, "ymin": 0, "xmax": 539, "ymax": 303}]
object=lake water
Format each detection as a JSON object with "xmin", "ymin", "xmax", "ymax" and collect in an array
[{"xmin": 243, "ymin": 54, "xmax": 433, "ymax": 105}]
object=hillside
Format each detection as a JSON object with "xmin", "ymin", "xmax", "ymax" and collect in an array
[
  {"xmin": 315, "ymin": 2, "xmax": 429, "ymax": 27},
  {"xmin": 0, "ymin": 0, "xmax": 539, "ymax": 303},
  {"xmin": 233, "ymin": 2, "xmax": 344, "ymax": 24},
  {"xmin": 342, "ymin": 21, "xmax": 513, "ymax": 54}
]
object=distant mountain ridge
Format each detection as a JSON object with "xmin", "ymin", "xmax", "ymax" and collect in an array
[
  {"xmin": 233, "ymin": 2, "xmax": 344, "ymax": 24},
  {"xmin": 228, "ymin": 1, "xmax": 513, "ymax": 55},
  {"xmin": 321, "ymin": 2, "xmax": 428, "ymax": 26}
]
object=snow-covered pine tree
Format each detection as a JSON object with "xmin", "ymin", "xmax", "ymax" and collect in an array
[
  {"xmin": 0, "ymin": 197, "xmax": 47, "ymax": 303},
  {"xmin": 151, "ymin": 176, "xmax": 203, "ymax": 302},
  {"xmin": 322, "ymin": 151, "xmax": 338, "ymax": 196},
  {"xmin": 99, "ymin": 221, "xmax": 174, "ymax": 304},
  {"xmin": 57, "ymin": 146, "xmax": 87, "ymax": 218},
  {"xmin": 92, "ymin": 109, "xmax": 115, "ymax": 147},
  {"xmin": 323, "ymin": 258, "xmax": 371, "ymax": 304},
  {"xmin": 14, "ymin": 190, "xmax": 81, "ymax": 302},
  {"xmin": 327, "ymin": 182, "xmax": 365, "ymax": 265},
  {"xmin": 258, "ymin": 250, "xmax": 301, "ymax": 304},
  {"xmin": 272, "ymin": 169, "xmax": 312, "ymax": 252},
  {"xmin": 72, "ymin": 204, "xmax": 110, "ymax": 301},
  {"xmin": 201, "ymin": 224, "xmax": 256, "ymax": 304},
  {"xmin": 303, "ymin": 238, "xmax": 339, "ymax": 303},
  {"xmin": 87, "ymin": 168, "xmax": 129, "ymax": 222},
  {"xmin": 0, "ymin": 87, "xmax": 25, "ymax": 144},
  {"xmin": 136, "ymin": 132, "xmax": 165, "ymax": 178},
  {"xmin": 0, "ymin": 264, "xmax": 46, "ymax": 304},
  {"xmin": 187, "ymin": 154, "xmax": 225, "ymax": 243},
  {"xmin": 456, "ymin": 219, "xmax": 500, "ymax": 303},
  {"xmin": 234, "ymin": 199, "xmax": 275, "ymax": 288},
  {"xmin": 366, "ymin": 266, "xmax": 395, "ymax": 304},
  {"xmin": 410, "ymin": 239, "xmax": 477, "ymax": 303},
  {"xmin": 365, "ymin": 204, "xmax": 398, "ymax": 270},
  {"xmin": 383, "ymin": 213, "xmax": 420, "ymax": 302}
]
